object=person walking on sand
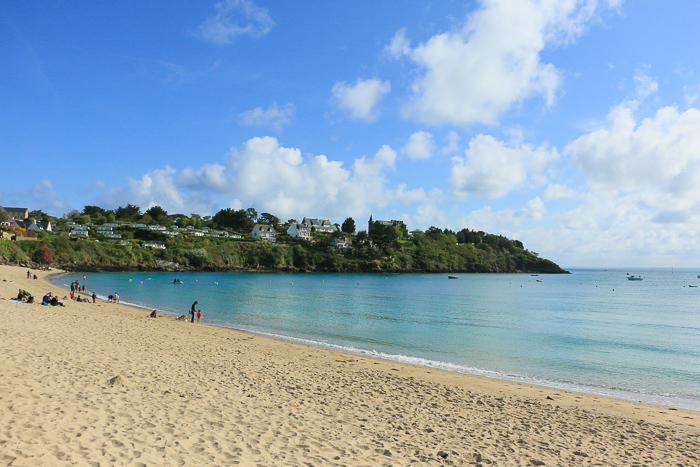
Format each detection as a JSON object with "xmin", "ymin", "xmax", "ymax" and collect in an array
[
  {"xmin": 92, "ymin": 292, "xmax": 96, "ymax": 303},
  {"xmin": 190, "ymin": 301, "xmax": 198, "ymax": 323},
  {"xmin": 197, "ymin": 309, "xmax": 202, "ymax": 323},
  {"xmin": 27, "ymin": 270, "xmax": 31, "ymax": 279}
]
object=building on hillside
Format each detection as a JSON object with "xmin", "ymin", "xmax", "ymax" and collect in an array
[
  {"xmin": 301, "ymin": 217, "xmax": 338, "ymax": 234},
  {"xmin": 142, "ymin": 242, "xmax": 166, "ymax": 249},
  {"xmin": 70, "ymin": 230, "xmax": 89, "ymax": 237},
  {"xmin": 13, "ymin": 220, "xmax": 52, "ymax": 232},
  {"xmin": 330, "ymin": 236, "xmax": 351, "ymax": 249},
  {"xmin": 252, "ymin": 224, "xmax": 276, "ymax": 242},
  {"xmin": 368, "ymin": 215, "xmax": 405, "ymax": 233},
  {"xmin": 287, "ymin": 223, "xmax": 312, "ymax": 240},
  {"xmin": 1, "ymin": 207, "xmax": 28, "ymax": 220}
]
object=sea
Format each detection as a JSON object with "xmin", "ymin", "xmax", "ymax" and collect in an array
[{"xmin": 51, "ymin": 268, "xmax": 700, "ymax": 411}]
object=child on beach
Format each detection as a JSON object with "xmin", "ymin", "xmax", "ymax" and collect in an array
[{"xmin": 197, "ymin": 309, "xmax": 202, "ymax": 323}]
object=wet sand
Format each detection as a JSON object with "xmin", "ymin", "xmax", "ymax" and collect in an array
[{"xmin": 1, "ymin": 264, "xmax": 699, "ymax": 465}]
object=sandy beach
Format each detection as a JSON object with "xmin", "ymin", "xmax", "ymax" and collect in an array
[{"xmin": 1, "ymin": 265, "xmax": 699, "ymax": 465}]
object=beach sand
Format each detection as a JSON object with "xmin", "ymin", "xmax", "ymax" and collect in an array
[{"xmin": 1, "ymin": 264, "xmax": 699, "ymax": 466}]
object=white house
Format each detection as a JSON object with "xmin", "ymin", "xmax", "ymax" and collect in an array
[
  {"xmin": 287, "ymin": 223, "xmax": 312, "ymax": 240},
  {"xmin": 70, "ymin": 230, "xmax": 89, "ymax": 237},
  {"xmin": 301, "ymin": 217, "xmax": 338, "ymax": 234},
  {"xmin": 142, "ymin": 242, "xmax": 166, "ymax": 249},
  {"xmin": 252, "ymin": 224, "xmax": 276, "ymax": 242}
]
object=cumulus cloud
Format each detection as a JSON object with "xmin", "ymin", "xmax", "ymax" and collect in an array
[
  {"xmin": 456, "ymin": 196, "xmax": 547, "ymax": 231},
  {"xmin": 194, "ymin": 0, "xmax": 274, "ymax": 45},
  {"xmin": 228, "ymin": 136, "xmax": 422, "ymax": 219},
  {"xmin": 384, "ymin": 28, "xmax": 411, "ymax": 59},
  {"xmin": 402, "ymin": 131, "xmax": 435, "ymax": 160},
  {"xmin": 567, "ymin": 103, "xmax": 700, "ymax": 197},
  {"xmin": 238, "ymin": 102, "xmax": 295, "ymax": 131},
  {"xmin": 394, "ymin": 0, "xmax": 614, "ymax": 125},
  {"xmin": 543, "ymin": 183, "xmax": 577, "ymax": 200},
  {"xmin": 441, "ymin": 131, "xmax": 460, "ymax": 155},
  {"xmin": 332, "ymin": 78, "xmax": 391, "ymax": 122},
  {"xmin": 450, "ymin": 134, "xmax": 558, "ymax": 199},
  {"xmin": 178, "ymin": 163, "xmax": 230, "ymax": 192}
]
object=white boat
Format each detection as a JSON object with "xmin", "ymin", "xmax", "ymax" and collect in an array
[
  {"xmin": 536, "ymin": 279, "xmax": 543, "ymax": 282},
  {"xmin": 627, "ymin": 275, "xmax": 643, "ymax": 281}
]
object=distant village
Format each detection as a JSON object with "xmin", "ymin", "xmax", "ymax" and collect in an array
[{"xmin": 0, "ymin": 206, "xmax": 407, "ymax": 252}]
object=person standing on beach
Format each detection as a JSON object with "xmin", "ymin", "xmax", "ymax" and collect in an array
[
  {"xmin": 27, "ymin": 270, "xmax": 31, "ymax": 279},
  {"xmin": 197, "ymin": 309, "xmax": 202, "ymax": 323},
  {"xmin": 190, "ymin": 301, "xmax": 198, "ymax": 323},
  {"xmin": 92, "ymin": 292, "xmax": 96, "ymax": 303}
]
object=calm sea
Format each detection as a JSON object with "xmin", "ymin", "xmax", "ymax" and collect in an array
[{"xmin": 51, "ymin": 269, "xmax": 700, "ymax": 411}]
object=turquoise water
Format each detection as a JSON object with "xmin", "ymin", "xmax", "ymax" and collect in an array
[{"xmin": 52, "ymin": 269, "xmax": 700, "ymax": 410}]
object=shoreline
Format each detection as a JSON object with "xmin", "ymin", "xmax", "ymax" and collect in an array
[
  {"xmin": 49, "ymin": 269, "xmax": 698, "ymax": 413},
  {"xmin": 2, "ymin": 264, "xmax": 699, "ymax": 465}
]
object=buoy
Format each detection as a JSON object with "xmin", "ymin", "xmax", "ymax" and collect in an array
[
  {"xmin": 129, "ymin": 279, "xmax": 132, "ymax": 282},
  {"xmin": 195, "ymin": 280, "xmax": 198, "ymax": 282},
  {"xmin": 140, "ymin": 281, "xmax": 143, "ymax": 284},
  {"xmin": 215, "ymin": 282, "xmax": 218, "ymax": 285},
  {"xmin": 291, "ymin": 282, "xmax": 293, "ymax": 285},
  {"xmin": 357, "ymin": 283, "xmax": 360, "ymax": 285}
]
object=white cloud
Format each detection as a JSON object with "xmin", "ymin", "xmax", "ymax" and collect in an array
[
  {"xmin": 455, "ymin": 196, "xmax": 547, "ymax": 231},
  {"xmin": 396, "ymin": 0, "xmax": 613, "ymax": 125},
  {"xmin": 238, "ymin": 102, "xmax": 295, "ymax": 131},
  {"xmin": 543, "ymin": 183, "xmax": 577, "ymax": 200},
  {"xmin": 332, "ymin": 78, "xmax": 391, "ymax": 122},
  {"xmin": 228, "ymin": 136, "xmax": 423, "ymax": 220},
  {"xmin": 450, "ymin": 134, "xmax": 558, "ymax": 199},
  {"xmin": 178, "ymin": 164, "xmax": 230, "ymax": 192},
  {"xmin": 402, "ymin": 131, "xmax": 435, "ymax": 160},
  {"xmin": 441, "ymin": 130, "xmax": 460, "ymax": 155},
  {"xmin": 194, "ymin": 0, "xmax": 274, "ymax": 45},
  {"xmin": 384, "ymin": 28, "xmax": 411, "ymax": 59},
  {"xmin": 567, "ymin": 103, "xmax": 700, "ymax": 196},
  {"xmin": 633, "ymin": 68, "xmax": 658, "ymax": 100}
]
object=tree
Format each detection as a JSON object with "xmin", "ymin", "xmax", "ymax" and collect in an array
[
  {"xmin": 63, "ymin": 210, "xmax": 81, "ymax": 220},
  {"xmin": 145, "ymin": 205, "xmax": 168, "ymax": 222},
  {"xmin": 0, "ymin": 210, "xmax": 8, "ymax": 224},
  {"xmin": 258, "ymin": 212, "xmax": 280, "ymax": 230},
  {"xmin": 28, "ymin": 209, "xmax": 49, "ymax": 220},
  {"xmin": 82, "ymin": 206, "xmax": 106, "ymax": 218},
  {"xmin": 341, "ymin": 217, "xmax": 356, "ymax": 235},
  {"xmin": 115, "ymin": 204, "xmax": 142, "ymax": 221},
  {"xmin": 369, "ymin": 221, "xmax": 398, "ymax": 252},
  {"xmin": 213, "ymin": 208, "xmax": 256, "ymax": 232}
]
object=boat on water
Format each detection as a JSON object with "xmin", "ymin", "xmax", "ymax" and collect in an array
[
  {"xmin": 447, "ymin": 275, "xmax": 459, "ymax": 279},
  {"xmin": 173, "ymin": 279, "xmax": 183, "ymax": 284},
  {"xmin": 531, "ymin": 274, "xmax": 539, "ymax": 276},
  {"xmin": 627, "ymin": 275, "xmax": 643, "ymax": 281},
  {"xmin": 536, "ymin": 279, "xmax": 543, "ymax": 282}
]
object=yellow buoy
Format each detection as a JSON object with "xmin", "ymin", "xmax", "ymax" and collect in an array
[
  {"xmin": 129, "ymin": 279, "xmax": 132, "ymax": 282},
  {"xmin": 140, "ymin": 281, "xmax": 143, "ymax": 284},
  {"xmin": 215, "ymin": 282, "xmax": 218, "ymax": 285},
  {"xmin": 291, "ymin": 282, "xmax": 293, "ymax": 285}
]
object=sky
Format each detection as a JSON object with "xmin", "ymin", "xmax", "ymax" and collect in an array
[{"xmin": 3, "ymin": 0, "xmax": 700, "ymax": 268}]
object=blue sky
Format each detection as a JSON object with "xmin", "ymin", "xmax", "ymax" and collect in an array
[{"xmin": 3, "ymin": 0, "xmax": 700, "ymax": 268}]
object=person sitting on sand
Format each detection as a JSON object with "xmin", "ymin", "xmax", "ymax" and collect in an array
[
  {"xmin": 49, "ymin": 296, "xmax": 64, "ymax": 307},
  {"xmin": 42, "ymin": 293, "xmax": 52, "ymax": 305},
  {"xmin": 149, "ymin": 310, "xmax": 158, "ymax": 318},
  {"xmin": 27, "ymin": 295, "xmax": 34, "ymax": 303}
]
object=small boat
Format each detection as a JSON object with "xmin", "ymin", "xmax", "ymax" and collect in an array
[
  {"xmin": 447, "ymin": 275, "xmax": 459, "ymax": 279},
  {"xmin": 536, "ymin": 279, "xmax": 543, "ymax": 282},
  {"xmin": 173, "ymin": 279, "xmax": 183, "ymax": 284},
  {"xmin": 690, "ymin": 285, "xmax": 698, "ymax": 288},
  {"xmin": 627, "ymin": 275, "xmax": 643, "ymax": 281},
  {"xmin": 531, "ymin": 274, "xmax": 539, "ymax": 276}
]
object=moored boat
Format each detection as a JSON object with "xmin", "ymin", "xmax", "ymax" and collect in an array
[
  {"xmin": 447, "ymin": 275, "xmax": 459, "ymax": 279},
  {"xmin": 627, "ymin": 275, "xmax": 643, "ymax": 281}
]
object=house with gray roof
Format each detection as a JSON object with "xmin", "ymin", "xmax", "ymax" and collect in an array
[
  {"xmin": 301, "ymin": 217, "xmax": 338, "ymax": 234},
  {"xmin": 287, "ymin": 223, "xmax": 312, "ymax": 240},
  {"xmin": 252, "ymin": 224, "xmax": 276, "ymax": 242},
  {"xmin": 1, "ymin": 207, "xmax": 28, "ymax": 220}
]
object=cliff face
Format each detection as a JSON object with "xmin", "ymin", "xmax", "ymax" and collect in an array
[{"xmin": 1, "ymin": 236, "xmax": 568, "ymax": 274}]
